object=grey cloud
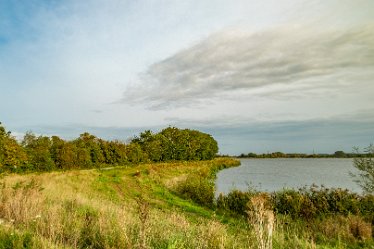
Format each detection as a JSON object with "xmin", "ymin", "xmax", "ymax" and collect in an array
[
  {"xmin": 165, "ymin": 108, "xmax": 374, "ymax": 129},
  {"xmin": 123, "ymin": 24, "xmax": 374, "ymax": 108}
]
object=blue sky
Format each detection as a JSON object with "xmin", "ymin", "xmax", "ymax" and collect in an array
[{"xmin": 1, "ymin": 0, "xmax": 373, "ymax": 155}]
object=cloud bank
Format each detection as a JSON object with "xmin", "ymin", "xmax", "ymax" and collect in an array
[{"xmin": 124, "ymin": 24, "xmax": 374, "ymax": 109}]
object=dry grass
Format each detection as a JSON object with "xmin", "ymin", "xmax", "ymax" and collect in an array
[
  {"xmin": 1, "ymin": 158, "xmax": 371, "ymax": 249},
  {"xmin": 247, "ymin": 193, "xmax": 275, "ymax": 249},
  {"xmin": 0, "ymin": 159, "xmax": 245, "ymax": 248},
  {"xmin": 320, "ymin": 215, "xmax": 372, "ymax": 242},
  {"xmin": 0, "ymin": 179, "xmax": 45, "ymax": 229}
]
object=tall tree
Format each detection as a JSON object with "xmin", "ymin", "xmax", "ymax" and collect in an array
[
  {"xmin": 0, "ymin": 123, "xmax": 28, "ymax": 172},
  {"xmin": 51, "ymin": 136, "xmax": 77, "ymax": 169},
  {"xmin": 22, "ymin": 132, "xmax": 55, "ymax": 171}
]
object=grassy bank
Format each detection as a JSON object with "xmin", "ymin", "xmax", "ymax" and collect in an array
[{"xmin": 0, "ymin": 158, "xmax": 373, "ymax": 248}]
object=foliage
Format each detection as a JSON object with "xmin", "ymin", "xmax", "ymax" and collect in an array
[
  {"xmin": 352, "ymin": 145, "xmax": 374, "ymax": 194},
  {"xmin": 0, "ymin": 123, "xmax": 28, "ymax": 172},
  {"xmin": 0, "ymin": 122, "xmax": 219, "ymax": 173},
  {"xmin": 22, "ymin": 132, "xmax": 55, "ymax": 171},
  {"xmin": 217, "ymin": 190, "xmax": 256, "ymax": 215},
  {"xmin": 217, "ymin": 186, "xmax": 374, "ymax": 221},
  {"xmin": 173, "ymin": 158, "xmax": 240, "ymax": 209},
  {"xmin": 132, "ymin": 127, "xmax": 218, "ymax": 162},
  {"xmin": 50, "ymin": 136, "xmax": 77, "ymax": 170},
  {"xmin": 175, "ymin": 174, "xmax": 215, "ymax": 208},
  {"xmin": 0, "ymin": 158, "xmax": 373, "ymax": 248}
]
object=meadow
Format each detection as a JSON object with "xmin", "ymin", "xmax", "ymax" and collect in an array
[{"xmin": 0, "ymin": 158, "xmax": 373, "ymax": 249}]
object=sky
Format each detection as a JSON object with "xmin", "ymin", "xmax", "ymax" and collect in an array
[{"xmin": 0, "ymin": 0, "xmax": 373, "ymax": 155}]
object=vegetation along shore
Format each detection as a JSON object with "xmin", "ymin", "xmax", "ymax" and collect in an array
[{"xmin": 0, "ymin": 122, "xmax": 373, "ymax": 248}]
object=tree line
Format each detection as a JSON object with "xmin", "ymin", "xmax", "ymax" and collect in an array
[
  {"xmin": 238, "ymin": 150, "xmax": 373, "ymax": 158},
  {"xmin": 0, "ymin": 123, "xmax": 218, "ymax": 173}
]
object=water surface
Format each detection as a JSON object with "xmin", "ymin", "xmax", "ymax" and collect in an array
[{"xmin": 216, "ymin": 158, "xmax": 362, "ymax": 195}]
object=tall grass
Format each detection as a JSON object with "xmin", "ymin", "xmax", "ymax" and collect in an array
[
  {"xmin": 0, "ymin": 158, "xmax": 372, "ymax": 248},
  {"xmin": 246, "ymin": 194, "xmax": 274, "ymax": 249},
  {"xmin": 0, "ymin": 158, "xmax": 250, "ymax": 248}
]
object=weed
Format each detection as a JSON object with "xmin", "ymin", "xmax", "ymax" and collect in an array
[
  {"xmin": 247, "ymin": 193, "xmax": 275, "ymax": 249},
  {"xmin": 136, "ymin": 197, "xmax": 150, "ymax": 249}
]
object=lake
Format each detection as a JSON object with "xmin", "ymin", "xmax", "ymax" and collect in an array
[{"xmin": 216, "ymin": 158, "xmax": 363, "ymax": 195}]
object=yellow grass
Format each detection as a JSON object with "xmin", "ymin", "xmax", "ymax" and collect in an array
[{"xmin": 0, "ymin": 158, "xmax": 250, "ymax": 249}]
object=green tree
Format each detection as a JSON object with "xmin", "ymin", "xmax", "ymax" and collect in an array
[
  {"xmin": 109, "ymin": 140, "xmax": 128, "ymax": 164},
  {"xmin": 126, "ymin": 143, "xmax": 145, "ymax": 163},
  {"xmin": 334, "ymin": 150, "xmax": 346, "ymax": 158},
  {"xmin": 22, "ymin": 132, "xmax": 55, "ymax": 171},
  {"xmin": 0, "ymin": 124, "xmax": 28, "ymax": 172},
  {"xmin": 51, "ymin": 136, "xmax": 77, "ymax": 170},
  {"xmin": 352, "ymin": 145, "xmax": 374, "ymax": 194},
  {"xmin": 73, "ymin": 133, "xmax": 105, "ymax": 167},
  {"xmin": 131, "ymin": 127, "xmax": 218, "ymax": 162}
]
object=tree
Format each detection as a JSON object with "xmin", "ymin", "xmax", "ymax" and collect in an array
[
  {"xmin": 51, "ymin": 136, "xmax": 77, "ymax": 170},
  {"xmin": 352, "ymin": 145, "xmax": 374, "ymax": 194},
  {"xmin": 73, "ymin": 133, "xmax": 105, "ymax": 167},
  {"xmin": 131, "ymin": 127, "xmax": 219, "ymax": 162},
  {"xmin": 22, "ymin": 132, "xmax": 55, "ymax": 171},
  {"xmin": 126, "ymin": 143, "xmax": 145, "ymax": 163},
  {"xmin": 334, "ymin": 151, "xmax": 346, "ymax": 158},
  {"xmin": 0, "ymin": 122, "xmax": 28, "ymax": 172}
]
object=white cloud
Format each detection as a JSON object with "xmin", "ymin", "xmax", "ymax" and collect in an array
[{"xmin": 123, "ymin": 24, "xmax": 374, "ymax": 109}]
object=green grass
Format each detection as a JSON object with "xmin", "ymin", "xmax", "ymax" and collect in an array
[{"xmin": 0, "ymin": 158, "xmax": 372, "ymax": 249}]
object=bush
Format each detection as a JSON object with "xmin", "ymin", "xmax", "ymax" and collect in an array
[
  {"xmin": 272, "ymin": 189, "xmax": 317, "ymax": 219},
  {"xmin": 218, "ymin": 186, "xmax": 374, "ymax": 220},
  {"xmin": 217, "ymin": 190, "xmax": 256, "ymax": 215},
  {"xmin": 176, "ymin": 174, "xmax": 215, "ymax": 207}
]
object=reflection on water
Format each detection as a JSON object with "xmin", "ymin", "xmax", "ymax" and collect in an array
[{"xmin": 216, "ymin": 158, "xmax": 362, "ymax": 195}]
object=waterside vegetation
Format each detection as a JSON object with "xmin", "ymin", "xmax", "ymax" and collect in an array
[
  {"xmin": 0, "ymin": 122, "xmax": 373, "ymax": 248},
  {"xmin": 0, "ymin": 123, "xmax": 218, "ymax": 173},
  {"xmin": 0, "ymin": 157, "xmax": 373, "ymax": 248}
]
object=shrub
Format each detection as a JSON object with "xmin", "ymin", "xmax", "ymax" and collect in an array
[
  {"xmin": 272, "ymin": 189, "xmax": 317, "ymax": 219},
  {"xmin": 218, "ymin": 186, "xmax": 373, "ymax": 220},
  {"xmin": 217, "ymin": 190, "xmax": 256, "ymax": 215},
  {"xmin": 175, "ymin": 174, "xmax": 215, "ymax": 207}
]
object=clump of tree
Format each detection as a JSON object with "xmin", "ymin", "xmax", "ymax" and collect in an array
[
  {"xmin": 131, "ymin": 127, "xmax": 218, "ymax": 161},
  {"xmin": 0, "ymin": 123, "xmax": 218, "ymax": 173},
  {"xmin": 238, "ymin": 150, "xmax": 371, "ymax": 158}
]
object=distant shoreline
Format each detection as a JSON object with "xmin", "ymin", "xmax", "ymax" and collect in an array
[{"xmin": 227, "ymin": 151, "xmax": 373, "ymax": 159}]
